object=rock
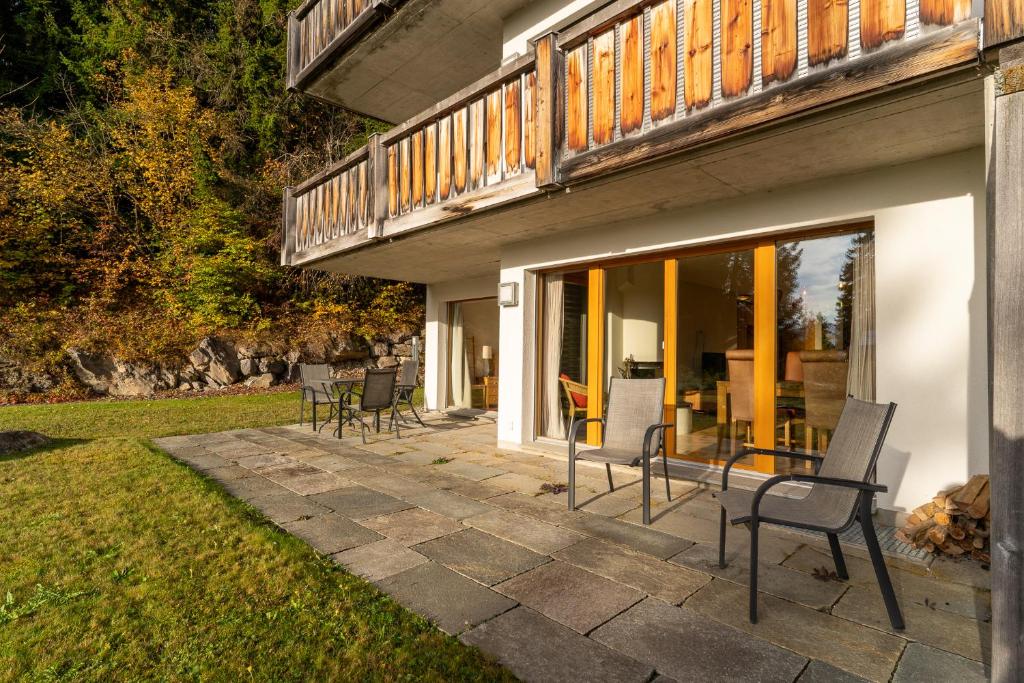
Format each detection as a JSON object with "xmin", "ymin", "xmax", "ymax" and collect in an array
[
  {"xmin": 284, "ymin": 350, "xmax": 301, "ymax": 364},
  {"xmin": 0, "ymin": 431, "xmax": 50, "ymax": 456},
  {"xmin": 263, "ymin": 358, "xmax": 287, "ymax": 377},
  {"xmin": 244, "ymin": 373, "xmax": 275, "ymax": 388},
  {"xmin": 371, "ymin": 342, "xmax": 390, "ymax": 357},
  {"xmin": 189, "ymin": 337, "xmax": 240, "ymax": 387},
  {"xmin": 391, "ymin": 343, "xmax": 412, "ymax": 357},
  {"xmin": 239, "ymin": 358, "xmax": 259, "ymax": 376},
  {"xmin": 301, "ymin": 340, "xmax": 328, "ymax": 363},
  {"xmin": 285, "ymin": 363, "xmax": 301, "ymax": 382},
  {"xmin": 377, "ymin": 355, "xmax": 399, "ymax": 368},
  {"xmin": 0, "ymin": 357, "xmax": 56, "ymax": 393},
  {"xmin": 66, "ymin": 349, "xmax": 173, "ymax": 397},
  {"xmin": 235, "ymin": 341, "xmax": 272, "ymax": 359}
]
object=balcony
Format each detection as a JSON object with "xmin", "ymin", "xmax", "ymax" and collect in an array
[{"xmin": 283, "ymin": 0, "xmax": 986, "ymax": 281}]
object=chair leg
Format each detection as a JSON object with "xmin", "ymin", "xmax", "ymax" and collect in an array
[
  {"xmin": 859, "ymin": 495, "xmax": 905, "ymax": 630},
  {"xmin": 568, "ymin": 453, "xmax": 576, "ymax": 511},
  {"xmin": 749, "ymin": 520, "xmax": 760, "ymax": 623},
  {"xmin": 312, "ymin": 401, "xmax": 318, "ymax": 432},
  {"xmin": 299, "ymin": 393, "xmax": 305, "ymax": 425},
  {"xmin": 827, "ymin": 532, "xmax": 849, "ymax": 580},
  {"xmin": 392, "ymin": 406, "xmax": 401, "ymax": 439},
  {"xmin": 718, "ymin": 508, "xmax": 728, "ymax": 568},
  {"xmin": 409, "ymin": 400, "xmax": 425, "ymax": 427},
  {"xmin": 605, "ymin": 464, "xmax": 614, "ymax": 492},
  {"xmin": 642, "ymin": 452, "xmax": 651, "ymax": 525},
  {"xmin": 662, "ymin": 452, "xmax": 671, "ymax": 502}
]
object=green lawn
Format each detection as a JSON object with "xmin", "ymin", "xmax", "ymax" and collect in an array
[{"xmin": 0, "ymin": 393, "xmax": 510, "ymax": 682}]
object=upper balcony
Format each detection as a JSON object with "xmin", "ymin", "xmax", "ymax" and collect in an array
[
  {"xmin": 282, "ymin": 0, "xmax": 1002, "ymax": 282},
  {"xmin": 287, "ymin": 0, "xmax": 551, "ymax": 122}
]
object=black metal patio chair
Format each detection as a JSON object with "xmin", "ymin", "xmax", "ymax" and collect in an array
[
  {"xmin": 568, "ymin": 377, "xmax": 673, "ymax": 525},
  {"xmin": 298, "ymin": 363, "xmax": 336, "ymax": 431},
  {"xmin": 336, "ymin": 367, "xmax": 400, "ymax": 443},
  {"xmin": 389, "ymin": 359, "xmax": 425, "ymax": 429},
  {"xmin": 715, "ymin": 397, "xmax": 904, "ymax": 629}
]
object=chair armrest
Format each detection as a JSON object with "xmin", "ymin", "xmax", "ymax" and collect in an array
[
  {"xmin": 642, "ymin": 423, "xmax": 674, "ymax": 459},
  {"xmin": 569, "ymin": 418, "xmax": 605, "ymax": 458},
  {"xmin": 750, "ymin": 473, "xmax": 887, "ymax": 524},
  {"xmin": 721, "ymin": 447, "xmax": 826, "ymax": 491}
]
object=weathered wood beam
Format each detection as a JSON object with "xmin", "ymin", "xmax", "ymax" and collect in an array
[
  {"xmin": 281, "ymin": 187, "xmax": 296, "ymax": 266},
  {"xmin": 989, "ymin": 46, "xmax": 1024, "ymax": 683},
  {"xmin": 369, "ymin": 132, "xmax": 387, "ymax": 239},
  {"xmin": 560, "ymin": 19, "xmax": 980, "ymax": 183},
  {"xmin": 534, "ymin": 32, "xmax": 564, "ymax": 189},
  {"xmin": 985, "ymin": 0, "xmax": 1024, "ymax": 47}
]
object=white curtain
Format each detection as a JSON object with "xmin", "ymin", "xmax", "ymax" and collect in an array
[
  {"xmin": 847, "ymin": 238, "xmax": 876, "ymax": 400},
  {"xmin": 448, "ymin": 303, "xmax": 472, "ymax": 408},
  {"xmin": 542, "ymin": 274, "xmax": 566, "ymax": 439}
]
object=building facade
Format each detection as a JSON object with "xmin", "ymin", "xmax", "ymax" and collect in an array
[{"xmin": 282, "ymin": 0, "xmax": 1022, "ymax": 547}]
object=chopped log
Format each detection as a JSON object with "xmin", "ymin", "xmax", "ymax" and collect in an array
[
  {"xmin": 913, "ymin": 502, "xmax": 938, "ymax": 519},
  {"xmin": 952, "ymin": 474, "xmax": 989, "ymax": 508},
  {"xmin": 928, "ymin": 525, "xmax": 949, "ymax": 545},
  {"xmin": 967, "ymin": 481, "xmax": 990, "ymax": 519},
  {"xmin": 973, "ymin": 536, "xmax": 986, "ymax": 549},
  {"xmin": 940, "ymin": 540, "xmax": 965, "ymax": 556},
  {"xmin": 934, "ymin": 511, "xmax": 952, "ymax": 526}
]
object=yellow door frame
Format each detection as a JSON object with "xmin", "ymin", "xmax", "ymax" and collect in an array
[{"xmin": 586, "ymin": 267, "xmax": 605, "ymax": 445}]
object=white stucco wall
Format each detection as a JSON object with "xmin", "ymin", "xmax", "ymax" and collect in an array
[
  {"xmin": 423, "ymin": 275, "xmax": 499, "ymax": 412},
  {"xmin": 493, "ymin": 147, "xmax": 987, "ymax": 513},
  {"xmin": 501, "ymin": 0, "xmax": 608, "ymax": 59}
]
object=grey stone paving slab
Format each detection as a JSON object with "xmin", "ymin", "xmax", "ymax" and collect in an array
[
  {"xmin": 464, "ymin": 509, "xmax": 586, "ymax": 554},
  {"xmin": 395, "ymin": 450, "xmax": 445, "ymax": 465},
  {"xmin": 785, "ymin": 545, "xmax": 990, "ymax": 621},
  {"xmin": 169, "ymin": 450, "xmax": 228, "ymax": 470},
  {"xmin": 302, "ymin": 454, "xmax": 361, "ymax": 472},
  {"xmin": 926, "ymin": 556, "xmax": 991, "ymax": 589},
  {"xmin": 487, "ymin": 492, "xmax": 587, "ymax": 526},
  {"xmin": 397, "ymin": 440, "xmax": 468, "ymax": 458},
  {"xmin": 235, "ymin": 453, "xmax": 292, "ymax": 470},
  {"xmin": 461, "ymin": 607, "xmax": 654, "ymax": 683},
  {"xmin": 404, "ymin": 489, "xmax": 495, "ymax": 520},
  {"xmin": 832, "ymin": 585, "xmax": 990, "ymax": 663},
  {"xmin": 276, "ymin": 471, "xmax": 350, "ymax": 496},
  {"xmin": 351, "ymin": 471, "xmax": 436, "ymax": 498},
  {"xmin": 437, "ymin": 460, "xmax": 505, "ymax": 481},
  {"xmin": 591, "ymin": 598, "xmax": 807, "ymax": 682},
  {"xmin": 561, "ymin": 514, "xmax": 692, "ymax": 560},
  {"xmin": 554, "ymin": 537, "xmax": 711, "ymax": 605},
  {"xmin": 361, "ymin": 508, "xmax": 464, "ymax": 546},
  {"xmin": 282, "ymin": 513, "xmax": 383, "ymax": 554},
  {"xmin": 201, "ymin": 464, "xmax": 256, "ymax": 481},
  {"xmin": 798, "ymin": 660, "xmax": 869, "ymax": 682},
  {"xmin": 248, "ymin": 491, "xmax": 329, "ymax": 525},
  {"xmin": 414, "ymin": 528, "xmax": 549, "ymax": 586},
  {"xmin": 494, "ymin": 560, "xmax": 644, "ymax": 634},
  {"xmin": 331, "ymin": 539, "xmax": 428, "ymax": 581},
  {"xmin": 685, "ymin": 579, "xmax": 904, "ymax": 681},
  {"xmin": 220, "ymin": 475, "xmax": 289, "ymax": 501},
  {"xmin": 439, "ymin": 478, "xmax": 510, "ymax": 500},
  {"xmin": 255, "ymin": 462, "xmax": 321, "ymax": 479},
  {"xmin": 375, "ymin": 561, "xmax": 517, "ymax": 635},
  {"xmin": 344, "ymin": 451, "xmax": 402, "ymax": 466},
  {"xmin": 486, "ymin": 472, "xmax": 552, "ymax": 495},
  {"xmin": 543, "ymin": 487, "xmax": 646, "ymax": 518},
  {"xmin": 891, "ymin": 643, "xmax": 989, "ymax": 683},
  {"xmin": 309, "ymin": 486, "xmax": 413, "ymax": 520},
  {"xmin": 670, "ymin": 543, "xmax": 848, "ymax": 610}
]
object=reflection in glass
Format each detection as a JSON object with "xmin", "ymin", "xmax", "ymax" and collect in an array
[
  {"xmin": 540, "ymin": 271, "xmax": 589, "ymax": 439},
  {"xmin": 673, "ymin": 250, "xmax": 755, "ymax": 465},
  {"xmin": 775, "ymin": 231, "xmax": 874, "ymax": 471},
  {"xmin": 604, "ymin": 261, "xmax": 664, "ymax": 388}
]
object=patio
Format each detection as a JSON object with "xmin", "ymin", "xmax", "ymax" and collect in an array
[{"xmin": 154, "ymin": 413, "xmax": 992, "ymax": 682}]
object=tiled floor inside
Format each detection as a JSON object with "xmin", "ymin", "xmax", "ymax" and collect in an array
[{"xmin": 154, "ymin": 412, "xmax": 992, "ymax": 682}]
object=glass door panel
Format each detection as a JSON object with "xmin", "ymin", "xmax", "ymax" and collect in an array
[
  {"xmin": 674, "ymin": 250, "xmax": 756, "ymax": 466},
  {"xmin": 539, "ymin": 270, "xmax": 589, "ymax": 439},
  {"xmin": 604, "ymin": 261, "xmax": 665, "ymax": 392},
  {"xmin": 774, "ymin": 230, "xmax": 874, "ymax": 472}
]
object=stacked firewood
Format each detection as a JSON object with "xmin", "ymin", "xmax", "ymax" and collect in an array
[{"xmin": 896, "ymin": 474, "xmax": 991, "ymax": 563}]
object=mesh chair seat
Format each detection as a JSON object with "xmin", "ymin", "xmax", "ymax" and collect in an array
[
  {"xmin": 716, "ymin": 486, "xmax": 855, "ymax": 531},
  {"xmin": 574, "ymin": 447, "xmax": 643, "ymax": 466}
]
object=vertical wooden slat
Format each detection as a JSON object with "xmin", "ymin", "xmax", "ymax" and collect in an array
[
  {"xmin": 470, "ymin": 98, "xmax": 486, "ymax": 189},
  {"xmin": 357, "ymin": 160, "xmax": 368, "ymax": 228},
  {"xmin": 985, "ymin": 0, "xmax": 1024, "ymax": 46},
  {"xmin": 399, "ymin": 137, "xmax": 411, "ymax": 214},
  {"xmin": 347, "ymin": 167, "xmax": 358, "ymax": 232},
  {"xmin": 314, "ymin": 184, "xmax": 323, "ymax": 244},
  {"xmin": 504, "ymin": 79, "xmax": 522, "ymax": 176},
  {"xmin": 370, "ymin": 133, "xmax": 386, "ymax": 237},
  {"xmin": 453, "ymin": 107, "xmax": 469, "ymax": 194},
  {"xmin": 424, "ymin": 123, "xmax": 437, "ymax": 205},
  {"xmin": 338, "ymin": 173, "xmax": 348, "ymax": 237},
  {"xmin": 387, "ymin": 145, "xmax": 398, "ymax": 217},
  {"xmin": 411, "ymin": 130, "xmax": 424, "ymax": 209},
  {"xmin": 592, "ymin": 29, "xmax": 616, "ymax": 145},
  {"xmin": 620, "ymin": 15, "xmax": 645, "ymax": 135},
  {"xmin": 535, "ymin": 34, "xmax": 562, "ymax": 188},
  {"xmin": 684, "ymin": 0, "xmax": 714, "ymax": 109},
  {"xmin": 753, "ymin": 242, "xmax": 777, "ymax": 474},
  {"xmin": 486, "ymin": 89, "xmax": 503, "ymax": 185},
  {"xmin": 439, "ymin": 116, "xmax": 453, "ymax": 199},
  {"xmin": 722, "ymin": 0, "xmax": 753, "ymax": 97},
  {"xmin": 807, "ymin": 0, "xmax": 849, "ymax": 66},
  {"xmin": 566, "ymin": 45, "xmax": 588, "ymax": 152},
  {"xmin": 650, "ymin": 0, "xmax": 678, "ymax": 121},
  {"xmin": 920, "ymin": 0, "xmax": 970, "ymax": 25},
  {"xmin": 761, "ymin": 0, "xmax": 797, "ymax": 85},
  {"xmin": 587, "ymin": 267, "xmax": 606, "ymax": 445},
  {"xmin": 523, "ymin": 72, "xmax": 537, "ymax": 169},
  {"xmin": 860, "ymin": 0, "xmax": 906, "ymax": 50}
]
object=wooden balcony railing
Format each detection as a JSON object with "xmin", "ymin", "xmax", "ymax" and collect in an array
[
  {"xmin": 287, "ymin": 0, "xmax": 399, "ymax": 90},
  {"xmin": 282, "ymin": 0, "xmax": 984, "ymax": 267}
]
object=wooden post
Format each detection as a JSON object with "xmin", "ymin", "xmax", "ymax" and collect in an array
[
  {"xmin": 287, "ymin": 12, "xmax": 301, "ymax": 90},
  {"xmin": 587, "ymin": 267, "xmax": 606, "ymax": 445},
  {"xmin": 752, "ymin": 242, "xmax": 777, "ymax": 473},
  {"xmin": 280, "ymin": 186, "xmax": 296, "ymax": 266},
  {"xmin": 368, "ymin": 132, "xmax": 387, "ymax": 239},
  {"xmin": 990, "ymin": 47, "xmax": 1024, "ymax": 683},
  {"xmin": 534, "ymin": 32, "xmax": 563, "ymax": 189}
]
